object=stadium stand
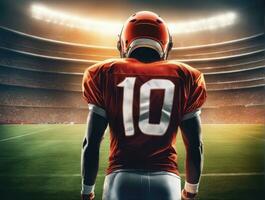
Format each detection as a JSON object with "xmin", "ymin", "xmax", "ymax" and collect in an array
[
  {"xmin": 204, "ymin": 67, "xmax": 265, "ymax": 82},
  {"xmin": 0, "ymin": 26, "xmax": 118, "ymax": 60},
  {"xmin": 1, "ymin": 84, "xmax": 263, "ymax": 109},
  {"xmin": 0, "ymin": 47, "xmax": 92, "ymax": 73},
  {"xmin": 201, "ymin": 104, "xmax": 264, "ymax": 124},
  {"xmin": 205, "ymin": 87, "xmax": 264, "ymax": 107},
  {"xmin": 1, "ymin": 26, "xmax": 264, "ymax": 61},
  {"xmin": 1, "ymin": 62, "xmax": 264, "ymax": 92},
  {"xmin": 0, "ymin": 26, "xmax": 264, "ymax": 124},
  {"xmin": 197, "ymin": 59, "xmax": 265, "ymax": 73},
  {"xmin": 0, "ymin": 105, "xmax": 86, "ymax": 124},
  {"xmin": 170, "ymin": 33, "xmax": 265, "ymax": 58}
]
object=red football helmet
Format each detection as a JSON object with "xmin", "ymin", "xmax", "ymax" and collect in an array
[{"xmin": 117, "ymin": 11, "xmax": 173, "ymax": 59}]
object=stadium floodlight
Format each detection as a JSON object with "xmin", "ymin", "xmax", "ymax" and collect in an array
[
  {"xmin": 31, "ymin": 4, "xmax": 237, "ymax": 35},
  {"xmin": 31, "ymin": 4, "xmax": 122, "ymax": 34},
  {"xmin": 168, "ymin": 12, "xmax": 237, "ymax": 34}
]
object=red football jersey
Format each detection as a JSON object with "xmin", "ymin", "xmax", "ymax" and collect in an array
[{"xmin": 82, "ymin": 58, "xmax": 207, "ymax": 175}]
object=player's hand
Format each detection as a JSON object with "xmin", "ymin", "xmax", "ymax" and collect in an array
[
  {"xmin": 181, "ymin": 189, "xmax": 197, "ymax": 200},
  {"xmin": 81, "ymin": 192, "xmax": 95, "ymax": 200}
]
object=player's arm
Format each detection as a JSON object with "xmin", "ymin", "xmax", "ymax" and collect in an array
[
  {"xmin": 81, "ymin": 105, "xmax": 108, "ymax": 200},
  {"xmin": 81, "ymin": 63, "xmax": 109, "ymax": 199},
  {"xmin": 180, "ymin": 66, "xmax": 207, "ymax": 199},
  {"xmin": 180, "ymin": 114, "xmax": 203, "ymax": 200}
]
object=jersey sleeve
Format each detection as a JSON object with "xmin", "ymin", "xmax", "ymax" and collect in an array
[
  {"xmin": 182, "ymin": 71, "xmax": 207, "ymax": 121},
  {"xmin": 82, "ymin": 64, "xmax": 106, "ymax": 117}
]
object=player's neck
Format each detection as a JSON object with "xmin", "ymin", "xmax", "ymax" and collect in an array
[
  {"xmin": 131, "ymin": 57, "xmax": 161, "ymax": 63},
  {"xmin": 128, "ymin": 47, "xmax": 162, "ymax": 63}
]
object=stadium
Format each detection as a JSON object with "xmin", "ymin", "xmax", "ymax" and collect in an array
[{"xmin": 0, "ymin": 0, "xmax": 264, "ymax": 199}]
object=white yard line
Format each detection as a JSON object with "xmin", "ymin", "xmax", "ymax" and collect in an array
[
  {"xmin": 200, "ymin": 172, "xmax": 265, "ymax": 177},
  {"xmin": 244, "ymin": 135, "xmax": 265, "ymax": 142},
  {"xmin": 0, "ymin": 172, "xmax": 264, "ymax": 177},
  {"xmin": 0, "ymin": 126, "xmax": 55, "ymax": 142},
  {"xmin": 0, "ymin": 127, "xmax": 37, "ymax": 139}
]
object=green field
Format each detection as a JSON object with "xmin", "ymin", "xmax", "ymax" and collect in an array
[{"xmin": 0, "ymin": 124, "xmax": 264, "ymax": 200}]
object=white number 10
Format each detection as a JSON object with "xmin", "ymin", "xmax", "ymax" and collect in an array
[{"xmin": 118, "ymin": 77, "xmax": 175, "ymax": 136}]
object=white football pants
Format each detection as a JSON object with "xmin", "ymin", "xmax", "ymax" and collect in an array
[{"xmin": 102, "ymin": 170, "xmax": 181, "ymax": 200}]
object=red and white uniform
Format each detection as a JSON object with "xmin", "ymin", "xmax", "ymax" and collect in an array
[{"xmin": 82, "ymin": 58, "xmax": 207, "ymax": 176}]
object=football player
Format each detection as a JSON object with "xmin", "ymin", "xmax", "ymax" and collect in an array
[{"xmin": 81, "ymin": 11, "xmax": 207, "ymax": 200}]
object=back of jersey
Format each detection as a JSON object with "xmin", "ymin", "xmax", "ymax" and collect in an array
[{"xmin": 82, "ymin": 58, "xmax": 206, "ymax": 175}]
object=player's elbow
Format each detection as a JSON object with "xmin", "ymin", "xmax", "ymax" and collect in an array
[
  {"xmin": 82, "ymin": 137, "xmax": 88, "ymax": 149},
  {"xmin": 82, "ymin": 138, "xmax": 102, "ymax": 156}
]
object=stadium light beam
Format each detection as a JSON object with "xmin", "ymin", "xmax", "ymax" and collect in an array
[
  {"xmin": 31, "ymin": 4, "xmax": 122, "ymax": 35},
  {"xmin": 168, "ymin": 12, "xmax": 237, "ymax": 34},
  {"xmin": 31, "ymin": 4, "xmax": 237, "ymax": 35}
]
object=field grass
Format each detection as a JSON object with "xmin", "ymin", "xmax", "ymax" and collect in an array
[{"xmin": 0, "ymin": 124, "xmax": 264, "ymax": 200}]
